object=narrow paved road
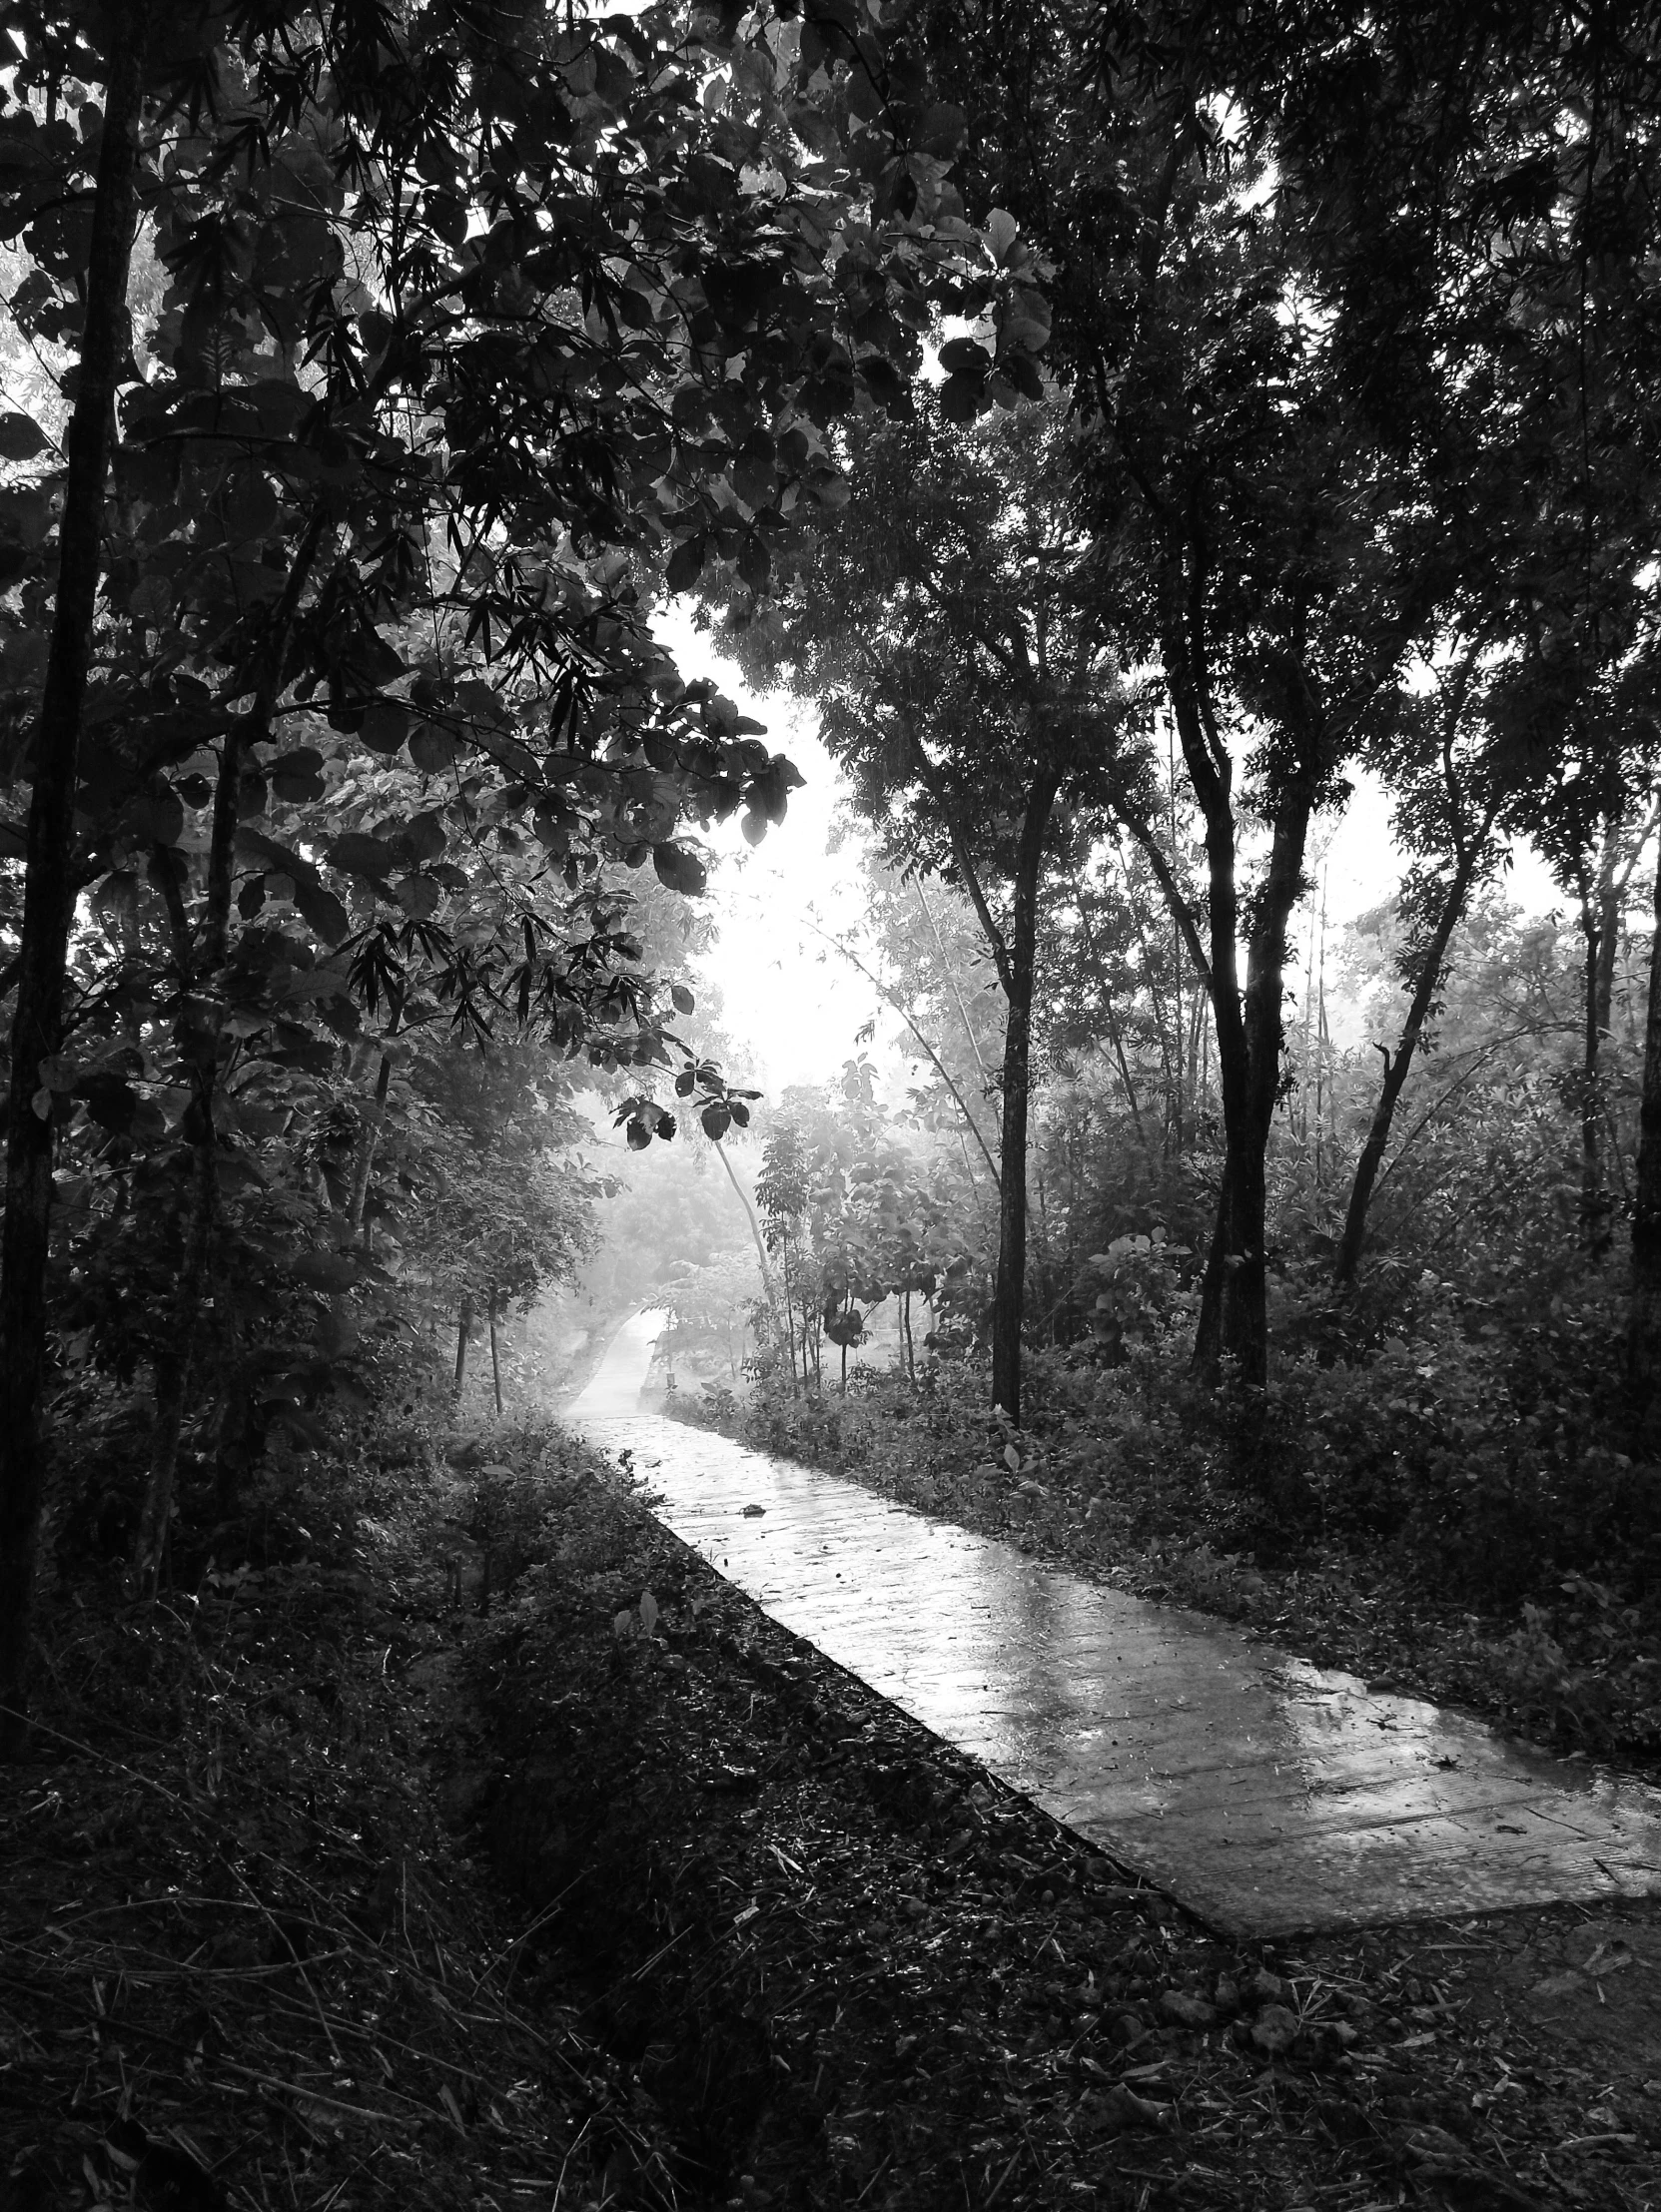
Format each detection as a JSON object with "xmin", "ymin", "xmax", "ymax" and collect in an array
[{"xmin": 569, "ymin": 1313, "xmax": 1661, "ymax": 1937}]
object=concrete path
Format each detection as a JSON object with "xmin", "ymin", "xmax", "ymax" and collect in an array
[{"xmin": 568, "ymin": 1314, "xmax": 1661, "ymax": 1937}]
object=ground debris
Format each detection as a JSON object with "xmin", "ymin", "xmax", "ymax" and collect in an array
[
  {"xmin": 9, "ymin": 1429, "xmax": 1658, "ymax": 2212},
  {"xmin": 462, "ymin": 1444, "xmax": 1661, "ymax": 2209}
]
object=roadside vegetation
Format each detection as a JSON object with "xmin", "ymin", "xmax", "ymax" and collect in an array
[{"xmin": 9, "ymin": 1404, "xmax": 1658, "ymax": 2212}]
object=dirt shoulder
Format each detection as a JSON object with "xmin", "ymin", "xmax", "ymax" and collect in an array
[{"xmin": 4, "ymin": 1430, "xmax": 1657, "ymax": 2212}]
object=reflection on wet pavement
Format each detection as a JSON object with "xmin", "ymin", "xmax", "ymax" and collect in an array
[{"xmin": 567, "ymin": 1312, "xmax": 1661, "ymax": 1936}]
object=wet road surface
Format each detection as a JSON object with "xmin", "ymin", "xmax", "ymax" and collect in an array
[{"xmin": 568, "ymin": 1313, "xmax": 1661, "ymax": 1936}]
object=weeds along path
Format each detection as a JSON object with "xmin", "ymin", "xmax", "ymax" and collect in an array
[
  {"xmin": 10, "ymin": 1413, "xmax": 1657, "ymax": 2209},
  {"xmin": 566, "ymin": 1319, "xmax": 1661, "ymax": 1941},
  {"xmin": 467, "ymin": 1425, "xmax": 1661, "ymax": 2209}
]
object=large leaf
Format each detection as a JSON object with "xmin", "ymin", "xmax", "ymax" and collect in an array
[
  {"xmin": 294, "ymin": 880, "xmax": 351, "ymax": 945},
  {"xmin": 361, "ymin": 701, "xmax": 410, "ymax": 755},
  {"xmin": 652, "ymin": 841, "xmax": 707, "ymax": 896},
  {"xmin": 0, "ymin": 411, "xmax": 50, "ymax": 460},
  {"xmin": 402, "ymin": 809, "xmax": 447, "ymax": 863},
  {"xmin": 270, "ymin": 747, "xmax": 326, "ymax": 802},
  {"xmin": 410, "ymin": 722, "xmax": 462, "ymax": 776},
  {"xmin": 737, "ymin": 528, "xmax": 770, "ymax": 590},
  {"xmin": 665, "ymin": 533, "xmax": 707, "ymax": 594},
  {"xmin": 327, "ymin": 832, "xmax": 397, "ymax": 883}
]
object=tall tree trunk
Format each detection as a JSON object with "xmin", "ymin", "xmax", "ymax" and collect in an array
[
  {"xmin": 1168, "ymin": 724, "xmax": 1185, "ymax": 1151},
  {"xmin": 453, "ymin": 1298, "xmax": 473, "ymax": 1397},
  {"xmin": 135, "ymin": 495, "xmax": 327, "ymax": 1595},
  {"xmin": 350, "ymin": 1049, "xmax": 395, "ymax": 1248},
  {"xmin": 1189, "ymin": 759, "xmax": 1314, "ymax": 1382},
  {"xmin": 1580, "ymin": 878, "xmax": 1605, "ymax": 1248},
  {"xmin": 1218, "ymin": 780, "xmax": 1319, "ymax": 1380},
  {"xmin": 1164, "ymin": 581, "xmax": 1247, "ymax": 1381},
  {"xmin": 991, "ymin": 773, "xmax": 1060, "ymax": 1427},
  {"xmin": 133, "ymin": 673, "xmax": 253, "ymax": 1594},
  {"xmin": 784, "ymin": 1229, "xmax": 802, "ymax": 1392},
  {"xmin": 133, "ymin": 1140, "xmax": 216, "ymax": 1593},
  {"xmin": 1581, "ymin": 831, "xmax": 1621, "ymax": 1254},
  {"xmin": 1628, "ymin": 854, "xmax": 1661, "ymax": 1431},
  {"xmin": 713, "ymin": 1136, "xmax": 791, "ymax": 1387},
  {"xmin": 1334, "ymin": 835, "xmax": 1491, "ymax": 1286},
  {"xmin": 0, "ymin": 7, "xmax": 149, "ymax": 1748},
  {"xmin": 488, "ymin": 1289, "xmax": 503, "ymax": 1416}
]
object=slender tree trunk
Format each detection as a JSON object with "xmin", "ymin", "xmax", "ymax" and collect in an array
[
  {"xmin": 1216, "ymin": 792, "xmax": 1318, "ymax": 1381},
  {"xmin": 134, "ymin": 678, "xmax": 254, "ymax": 1593},
  {"xmin": 350, "ymin": 1049, "xmax": 395, "ymax": 1248},
  {"xmin": 1168, "ymin": 722, "xmax": 1184, "ymax": 1151},
  {"xmin": 136, "ymin": 1354, "xmax": 185, "ymax": 1593},
  {"xmin": 1581, "ymin": 832, "xmax": 1621, "ymax": 1253},
  {"xmin": 133, "ymin": 1141, "xmax": 217, "ymax": 1592},
  {"xmin": 713, "ymin": 1137, "xmax": 791, "ymax": 1386},
  {"xmin": 488, "ymin": 1289, "xmax": 503, "ymax": 1416},
  {"xmin": 1176, "ymin": 770, "xmax": 1246, "ymax": 1374},
  {"xmin": 1189, "ymin": 763, "xmax": 1312, "ymax": 1382},
  {"xmin": 1580, "ymin": 881, "xmax": 1604, "ymax": 1247},
  {"xmin": 786, "ymin": 1232, "xmax": 804, "ymax": 1392},
  {"xmin": 1334, "ymin": 835, "xmax": 1491, "ymax": 1286},
  {"xmin": 454, "ymin": 1298, "xmax": 473, "ymax": 1397},
  {"xmin": 133, "ymin": 490, "xmax": 327, "ymax": 1595},
  {"xmin": 1628, "ymin": 853, "xmax": 1661, "ymax": 1430},
  {"xmin": 0, "ymin": 8, "xmax": 149, "ymax": 1752},
  {"xmin": 991, "ymin": 774, "xmax": 1060, "ymax": 1427}
]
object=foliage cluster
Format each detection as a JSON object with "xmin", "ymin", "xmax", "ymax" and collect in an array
[
  {"xmin": 749, "ymin": 1059, "xmax": 987, "ymax": 1393},
  {"xmin": 0, "ymin": 0, "xmax": 1063, "ymax": 1732}
]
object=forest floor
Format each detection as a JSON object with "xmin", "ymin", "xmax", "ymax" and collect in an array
[{"xmin": 2, "ymin": 1423, "xmax": 1658, "ymax": 2212}]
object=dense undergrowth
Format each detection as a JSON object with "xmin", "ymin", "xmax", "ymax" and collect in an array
[
  {"xmin": 6, "ymin": 1397, "xmax": 1661, "ymax": 2209},
  {"xmin": 669, "ymin": 1303, "xmax": 1661, "ymax": 1773},
  {"xmin": 0, "ymin": 1415, "xmax": 689, "ymax": 2212}
]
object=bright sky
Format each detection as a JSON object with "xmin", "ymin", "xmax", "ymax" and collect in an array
[
  {"xmin": 656, "ymin": 605, "xmax": 878, "ymax": 1094},
  {"xmin": 654, "ymin": 607, "xmax": 1563, "ymax": 1095}
]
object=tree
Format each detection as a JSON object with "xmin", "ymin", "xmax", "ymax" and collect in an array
[
  {"xmin": 0, "ymin": 0, "xmax": 152, "ymax": 1725},
  {"xmin": 724, "ymin": 397, "xmax": 1147, "ymax": 1424},
  {"xmin": 1332, "ymin": 638, "xmax": 1511, "ymax": 1286},
  {"xmin": 1192, "ymin": 0, "xmax": 1661, "ymax": 1368},
  {"xmin": 909, "ymin": 7, "xmax": 1470, "ymax": 1390},
  {"xmin": 0, "ymin": 0, "xmax": 1053, "ymax": 1742}
]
